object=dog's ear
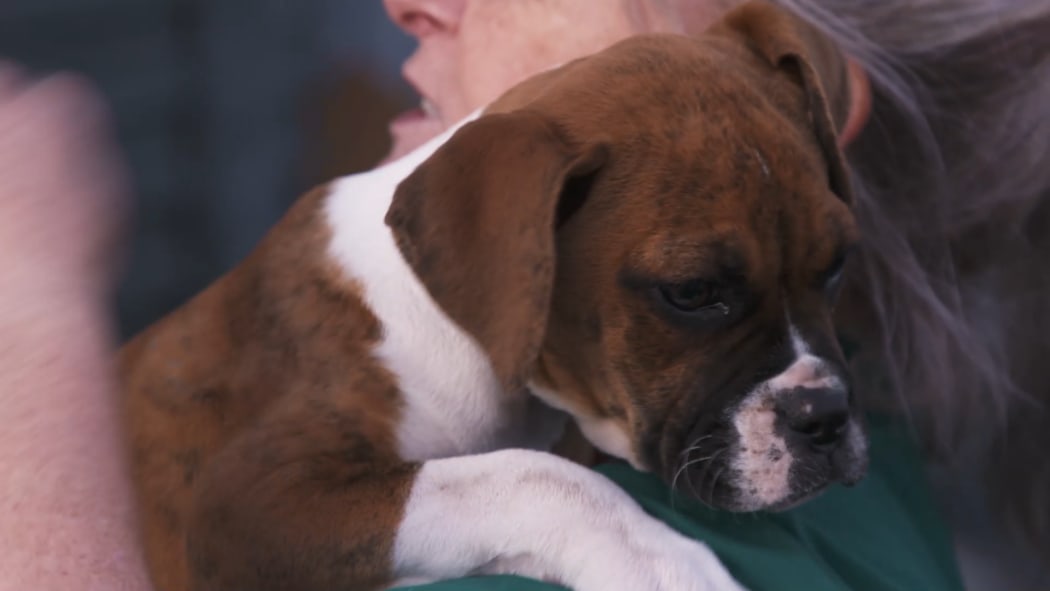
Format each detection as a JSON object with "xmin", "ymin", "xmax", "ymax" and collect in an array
[
  {"xmin": 717, "ymin": 0, "xmax": 855, "ymax": 203},
  {"xmin": 386, "ymin": 111, "xmax": 607, "ymax": 391}
]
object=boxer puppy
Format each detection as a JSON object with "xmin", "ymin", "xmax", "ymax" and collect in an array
[{"xmin": 121, "ymin": 2, "xmax": 867, "ymax": 590}]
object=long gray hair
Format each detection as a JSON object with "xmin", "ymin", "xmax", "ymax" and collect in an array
[{"xmin": 762, "ymin": 0, "xmax": 1050, "ymax": 565}]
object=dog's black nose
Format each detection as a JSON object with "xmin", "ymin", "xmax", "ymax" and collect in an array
[{"xmin": 777, "ymin": 387, "xmax": 849, "ymax": 451}]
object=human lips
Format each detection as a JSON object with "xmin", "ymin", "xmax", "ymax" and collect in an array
[{"xmin": 384, "ymin": 91, "xmax": 446, "ymax": 164}]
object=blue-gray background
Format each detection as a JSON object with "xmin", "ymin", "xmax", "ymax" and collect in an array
[{"xmin": 0, "ymin": 0, "xmax": 415, "ymax": 336}]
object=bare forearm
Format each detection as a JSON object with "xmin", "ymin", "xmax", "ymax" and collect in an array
[{"xmin": 0, "ymin": 290, "xmax": 151, "ymax": 590}]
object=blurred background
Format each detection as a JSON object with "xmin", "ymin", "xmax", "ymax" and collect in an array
[{"xmin": 0, "ymin": 0, "xmax": 416, "ymax": 338}]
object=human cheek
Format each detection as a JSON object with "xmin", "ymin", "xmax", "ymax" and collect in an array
[
  {"xmin": 456, "ymin": 7, "xmax": 638, "ymax": 114},
  {"xmin": 454, "ymin": 6, "xmax": 555, "ymax": 116}
]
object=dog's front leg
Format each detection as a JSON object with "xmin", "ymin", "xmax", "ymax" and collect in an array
[
  {"xmin": 187, "ymin": 407, "xmax": 744, "ymax": 591},
  {"xmin": 392, "ymin": 448, "xmax": 746, "ymax": 591}
]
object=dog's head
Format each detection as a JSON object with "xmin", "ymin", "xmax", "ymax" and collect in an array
[{"xmin": 387, "ymin": 0, "xmax": 867, "ymax": 512}]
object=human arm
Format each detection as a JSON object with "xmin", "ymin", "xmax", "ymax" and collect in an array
[{"xmin": 0, "ymin": 64, "xmax": 151, "ymax": 591}]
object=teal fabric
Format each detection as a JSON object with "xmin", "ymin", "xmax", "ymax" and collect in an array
[{"xmin": 395, "ymin": 417, "xmax": 964, "ymax": 591}]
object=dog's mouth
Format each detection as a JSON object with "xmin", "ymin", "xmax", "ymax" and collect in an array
[{"xmin": 667, "ymin": 424, "xmax": 739, "ymax": 507}]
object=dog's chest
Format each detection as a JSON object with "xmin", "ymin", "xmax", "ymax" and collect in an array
[{"xmin": 323, "ymin": 143, "xmax": 566, "ymax": 461}]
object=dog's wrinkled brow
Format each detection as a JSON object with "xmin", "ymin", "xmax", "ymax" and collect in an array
[{"xmin": 621, "ymin": 236, "xmax": 752, "ymax": 285}]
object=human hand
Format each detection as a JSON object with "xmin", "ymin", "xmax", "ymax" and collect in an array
[{"xmin": 0, "ymin": 62, "xmax": 130, "ymax": 300}]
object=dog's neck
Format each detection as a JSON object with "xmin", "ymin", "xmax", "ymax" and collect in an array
[{"xmin": 322, "ymin": 111, "xmax": 567, "ymax": 461}]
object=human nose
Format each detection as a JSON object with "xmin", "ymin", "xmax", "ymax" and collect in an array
[{"xmin": 383, "ymin": 0, "xmax": 465, "ymax": 37}]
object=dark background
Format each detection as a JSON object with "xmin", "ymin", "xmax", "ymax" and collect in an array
[{"xmin": 0, "ymin": 0, "xmax": 416, "ymax": 338}]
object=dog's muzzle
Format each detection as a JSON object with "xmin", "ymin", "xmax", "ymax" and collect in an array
[{"xmin": 673, "ymin": 355, "xmax": 868, "ymax": 512}]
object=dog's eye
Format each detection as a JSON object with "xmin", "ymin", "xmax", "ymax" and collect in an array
[
  {"xmin": 821, "ymin": 252, "xmax": 848, "ymax": 299},
  {"xmin": 657, "ymin": 280, "xmax": 730, "ymax": 316}
]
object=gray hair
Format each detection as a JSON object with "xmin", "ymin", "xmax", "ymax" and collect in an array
[{"xmin": 767, "ymin": 0, "xmax": 1050, "ymax": 562}]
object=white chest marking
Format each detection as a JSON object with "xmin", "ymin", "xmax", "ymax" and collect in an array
[
  {"xmin": 323, "ymin": 113, "xmax": 564, "ymax": 461},
  {"xmin": 528, "ymin": 382, "xmax": 643, "ymax": 470}
]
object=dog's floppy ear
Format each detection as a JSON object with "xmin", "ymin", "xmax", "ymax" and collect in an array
[
  {"xmin": 717, "ymin": 0, "xmax": 855, "ymax": 203},
  {"xmin": 386, "ymin": 111, "xmax": 606, "ymax": 391}
]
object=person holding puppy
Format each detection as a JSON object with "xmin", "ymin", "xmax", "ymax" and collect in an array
[{"xmin": 2, "ymin": 0, "xmax": 1047, "ymax": 588}]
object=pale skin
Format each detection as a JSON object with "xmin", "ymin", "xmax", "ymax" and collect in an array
[
  {"xmin": 0, "ymin": 65, "xmax": 149, "ymax": 589},
  {"xmin": 383, "ymin": 0, "xmax": 867, "ymax": 162},
  {"xmin": 0, "ymin": 0, "xmax": 869, "ymax": 587}
]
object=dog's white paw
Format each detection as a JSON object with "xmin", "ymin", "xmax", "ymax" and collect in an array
[
  {"xmin": 393, "ymin": 450, "xmax": 748, "ymax": 591},
  {"xmin": 568, "ymin": 521, "xmax": 747, "ymax": 591}
]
